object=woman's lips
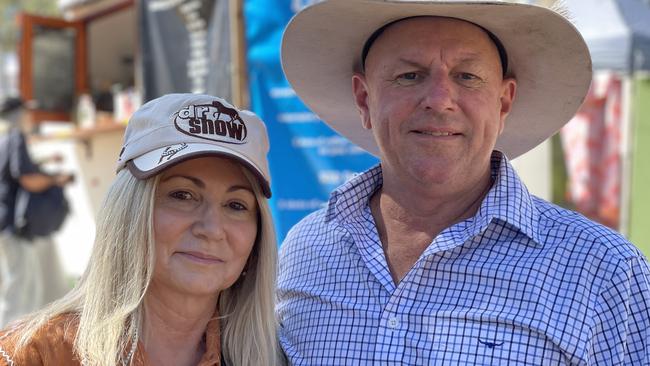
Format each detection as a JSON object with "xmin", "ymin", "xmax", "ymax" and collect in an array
[{"xmin": 177, "ymin": 251, "xmax": 224, "ymax": 264}]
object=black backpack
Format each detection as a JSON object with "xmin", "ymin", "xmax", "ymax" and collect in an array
[
  {"xmin": 4, "ymin": 127, "xmax": 70, "ymax": 240},
  {"xmin": 13, "ymin": 184, "xmax": 69, "ymax": 239}
]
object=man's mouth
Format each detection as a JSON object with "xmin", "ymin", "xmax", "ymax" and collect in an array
[
  {"xmin": 413, "ymin": 130, "xmax": 460, "ymax": 137},
  {"xmin": 417, "ymin": 131, "xmax": 456, "ymax": 136}
]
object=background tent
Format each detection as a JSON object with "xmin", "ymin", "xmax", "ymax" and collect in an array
[
  {"xmin": 563, "ymin": 0, "xmax": 650, "ymax": 253},
  {"xmin": 566, "ymin": 0, "xmax": 650, "ymax": 72}
]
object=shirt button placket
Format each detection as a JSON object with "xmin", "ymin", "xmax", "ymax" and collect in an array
[{"xmin": 377, "ymin": 295, "xmax": 408, "ymax": 365}]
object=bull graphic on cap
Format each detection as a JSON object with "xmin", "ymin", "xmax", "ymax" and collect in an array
[
  {"xmin": 174, "ymin": 100, "xmax": 248, "ymax": 144},
  {"xmin": 158, "ymin": 143, "xmax": 188, "ymax": 164}
]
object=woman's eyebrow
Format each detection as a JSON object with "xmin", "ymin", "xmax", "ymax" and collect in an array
[
  {"xmin": 161, "ymin": 174, "xmax": 205, "ymax": 188},
  {"xmin": 161, "ymin": 176, "xmax": 254, "ymax": 194},
  {"xmin": 228, "ymin": 185, "xmax": 254, "ymax": 194}
]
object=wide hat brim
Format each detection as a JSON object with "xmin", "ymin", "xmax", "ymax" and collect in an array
[{"xmin": 281, "ymin": 0, "xmax": 592, "ymax": 159}]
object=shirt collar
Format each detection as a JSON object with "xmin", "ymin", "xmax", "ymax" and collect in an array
[
  {"xmin": 476, "ymin": 151, "xmax": 543, "ymax": 246},
  {"xmin": 325, "ymin": 163, "xmax": 382, "ymax": 224},
  {"xmin": 201, "ymin": 309, "xmax": 222, "ymax": 365},
  {"xmin": 326, "ymin": 151, "xmax": 542, "ymax": 246}
]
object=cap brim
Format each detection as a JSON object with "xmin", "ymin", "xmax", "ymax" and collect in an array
[
  {"xmin": 281, "ymin": 0, "xmax": 592, "ymax": 159},
  {"xmin": 127, "ymin": 142, "xmax": 271, "ymax": 198}
]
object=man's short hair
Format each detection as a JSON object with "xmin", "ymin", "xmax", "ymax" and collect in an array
[{"xmin": 0, "ymin": 97, "xmax": 24, "ymax": 116}]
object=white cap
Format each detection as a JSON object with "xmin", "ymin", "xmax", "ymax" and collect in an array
[{"xmin": 116, "ymin": 93, "xmax": 271, "ymax": 197}]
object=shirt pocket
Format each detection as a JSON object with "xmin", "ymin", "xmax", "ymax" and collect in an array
[{"xmin": 410, "ymin": 315, "xmax": 570, "ymax": 365}]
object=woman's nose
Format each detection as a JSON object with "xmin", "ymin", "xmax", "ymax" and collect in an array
[{"xmin": 191, "ymin": 204, "xmax": 227, "ymax": 242}]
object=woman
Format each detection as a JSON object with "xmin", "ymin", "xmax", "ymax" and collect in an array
[{"xmin": 0, "ymin": 94, "xmax": 283, "ymax": 365}]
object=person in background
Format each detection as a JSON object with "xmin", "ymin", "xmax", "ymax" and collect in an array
[
  {"xmin": 0, "ymin": 94, "xmax": 284, "ymax": 365},
  {"xmin": 0, "ymin": 96, "xmax": 73, "ymax": 327},
  {"xmin": 277, "ymin": 0, "xmax": 650, "ymax": 364}
]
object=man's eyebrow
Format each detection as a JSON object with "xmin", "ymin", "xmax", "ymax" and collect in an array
[
  {"xmin": 455, "ymin": 54, "xmax": 487, "ymax": 64},
  {"xmin": 396, "ymin": 58, "xmax": 428, "ymax": 68},
  {"xmin": 396, "ymin": 53, "xmax": 487, "ymax": 68}
]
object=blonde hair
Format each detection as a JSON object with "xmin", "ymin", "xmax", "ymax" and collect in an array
[
  {"xmin": 13, "ymin": 164, "xmax": 282, "ymax": 365},
  {"xmin": 220, "ymin": 168, "xmax": 282, "ymax": 365}
]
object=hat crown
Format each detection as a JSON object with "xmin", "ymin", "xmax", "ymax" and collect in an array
[{"xmin": 116, "ymin": 93, "xmax": 272, "ymax": 197}]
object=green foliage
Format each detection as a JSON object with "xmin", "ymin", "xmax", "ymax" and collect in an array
[
  {"xmin": 0, "ymin": 0, "xmax": 60, "ymax": 52},
  {"xmin": 551, "ymin": 133, "xmax": 574, "ymax": 210},
  {"xmin": 629, "ymin": 76, "xmax": 650, "ymax": 252}
]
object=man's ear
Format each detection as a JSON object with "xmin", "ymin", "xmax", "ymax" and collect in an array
[
  {"xmin": 498, "ymin": 77, "xmax": 517, "ymax": 134},
  {"xmin": 352, "ymin": 73, "xmax": 372, "ymax": 130}
]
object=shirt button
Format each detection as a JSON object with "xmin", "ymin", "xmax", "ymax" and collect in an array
[{"xmin": 388, "ymin": 317, "xmax": 399, "ymax": 329}]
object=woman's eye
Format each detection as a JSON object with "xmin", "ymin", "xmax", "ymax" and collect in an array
[
  {"xmin": 170, "ymin": 190, "xmax": 194, "ymax": 201},
  {"xmin": 228, "ymin": 201, "xmax": 248, "ymax": 211}
]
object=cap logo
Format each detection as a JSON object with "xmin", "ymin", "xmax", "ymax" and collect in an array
[
  {"xmin": 158, "ymin": 143, "xmax": 188, "ymax": 164},
  {"xmin": 174, "ymin": 100, "xmax": 248, "ymax": 144}
]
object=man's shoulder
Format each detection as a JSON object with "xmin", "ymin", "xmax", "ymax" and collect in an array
[
  {"xmin": 282, "ymin": 165, "xmax": 380, "ymax": 248},
  {"xmin": 281, "ymin": 208, "xmax": 337, "ymax": 251},
  {"xmin": 531, "ymin": 196, "xmax": 642, "ymax": 261},
  {"xmin": 2, "ymin": 127, "xmax": 25, "ymax": 148}
]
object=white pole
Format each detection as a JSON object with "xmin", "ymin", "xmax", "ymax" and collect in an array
[{"xmin": 0, "ymin": 50, "xmax": 6, "ymax": 99}]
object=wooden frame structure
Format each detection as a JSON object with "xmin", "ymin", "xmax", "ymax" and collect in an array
[{"xmin": 18, "ymin": 0, "xmax": 135, "ymax": 124}]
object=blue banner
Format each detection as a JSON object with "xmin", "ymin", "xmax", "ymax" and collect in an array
[{"xmin": 244, "ymin": 0, "xmax": 378, "ymax": 241}]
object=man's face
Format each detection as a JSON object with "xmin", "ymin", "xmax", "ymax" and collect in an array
[{"xmin": 352, "ymin": 17, "xmax": 516, "ymax": 190}]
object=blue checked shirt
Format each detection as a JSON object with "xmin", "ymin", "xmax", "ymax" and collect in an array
[{"xmin": 277, "ymin": 152, "xmax": 650, "ymax": 365}]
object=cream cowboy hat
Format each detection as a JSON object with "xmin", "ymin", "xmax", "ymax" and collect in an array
[{"xmin": 281, "ymin": 0, "xmax": 592, "ymax": 159}]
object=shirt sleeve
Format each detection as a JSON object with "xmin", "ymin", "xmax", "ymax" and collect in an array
[
  {"xmin": 8, "ymin": 129, "xmax": 39, "ymax": 180},
  {"xmin": 587, "ymin": 255, "xmax": 650, "ymax": 365}
]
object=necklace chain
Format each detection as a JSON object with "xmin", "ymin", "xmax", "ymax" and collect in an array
[{"xmin": 121, "ymin": 322, "xmax": 139, "ymax": 366}]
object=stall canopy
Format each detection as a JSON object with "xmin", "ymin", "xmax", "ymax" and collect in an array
[
  {"xmin": 562, "ymin": 0, "xmax": 650, "ymax": 254},
  {"xmin": 565, "ymin": 0, "xmax": 650, "ymax": 72}
]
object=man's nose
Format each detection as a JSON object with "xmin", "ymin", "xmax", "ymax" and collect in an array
[{"xmin": 420, "ymin": 72, "xmax": 455, "ymax": 112}]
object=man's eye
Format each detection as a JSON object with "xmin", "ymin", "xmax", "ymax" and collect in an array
[
  {"xmin": 398, "ymin": 72, "xmax": 419, "ymax": 81},
  {"xmin": 170, "ymin": 191, "xmax": 193, "ymax": 200},
  {"xmin": 457, "ymin": 72, "xmax": 479, "ymax": 81}
]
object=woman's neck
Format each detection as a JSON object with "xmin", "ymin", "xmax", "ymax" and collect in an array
[{"xmin": 140, "ymin": 286, "xmax": 219, "ymax": 366}]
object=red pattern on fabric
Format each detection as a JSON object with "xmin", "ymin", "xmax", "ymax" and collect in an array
[{"xmin": 560, "ymin": 73, "xmax": 622, "ymax": 229}]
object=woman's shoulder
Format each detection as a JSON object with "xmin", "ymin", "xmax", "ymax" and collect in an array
[{"xmin": 0, "ymin": 313, "xmax": 79, "ymax": 366}]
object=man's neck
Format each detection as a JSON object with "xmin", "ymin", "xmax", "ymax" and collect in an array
[
  {"xmin": 141, "ymin": 286, "xmax": 219, "ymax": 366},
  {"xmin": 371, "ymin": 166, "xmax": 493, "ymax": 283}
]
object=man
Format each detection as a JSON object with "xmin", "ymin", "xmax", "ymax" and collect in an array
[
  {"xmin": 0, "ymin": 97, "xmax": 73, "ymax": 326},
  {"xmin": 277, "ymin": 1, "xmax": 650, "ymax": 364}
]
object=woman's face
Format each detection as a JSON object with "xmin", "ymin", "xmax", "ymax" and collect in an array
[{"xmin": 151, "ymin": 156, "xmax": 258, "ymax": 299}]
